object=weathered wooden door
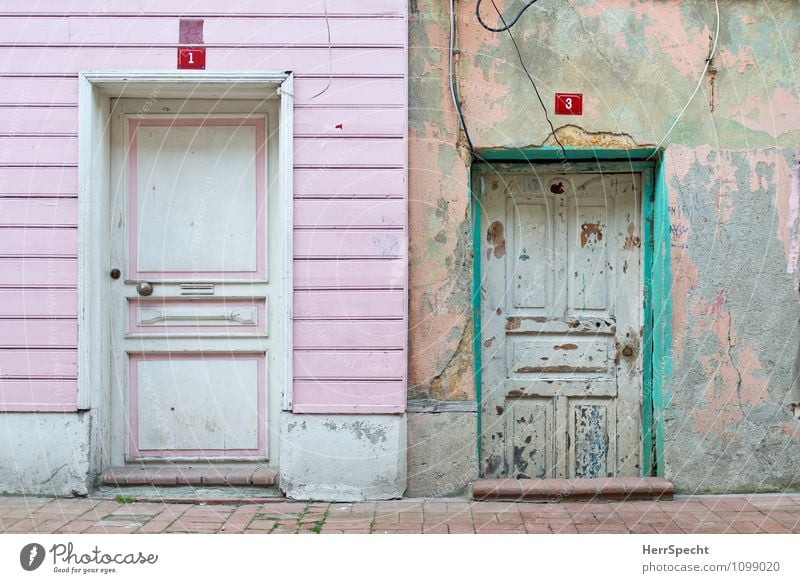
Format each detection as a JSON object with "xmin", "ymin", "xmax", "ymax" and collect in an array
[
  {"xmin": 480, "ymin": 169, "xmax": 643, "ymax": 479},
  {"xmin": 108, "ymin": 98, "xmax": 279, "ymax": 465}
]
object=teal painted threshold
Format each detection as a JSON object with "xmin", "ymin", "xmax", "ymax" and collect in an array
[{"xmin": 470, "ymin": 147, "xmax": 670, "ymax": 478}]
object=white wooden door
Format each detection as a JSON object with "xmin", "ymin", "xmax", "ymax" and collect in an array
[
  {"xmin": 480, "ymin": 169, "xmax": 643, "ymax": 479},
  {"xmin": 108, "ymin": 98, "xmax": 281, "ymax": 464}
]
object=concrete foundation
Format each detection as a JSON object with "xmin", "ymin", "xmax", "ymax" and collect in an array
[
  {"xmin": 406, "ymin": 411, "xmax": 478, "ymax": 497},
  {"xmin": 279, "ymin": 413, "xmax": 407, "ymax": 501},
  {"xmin": 0, "ymin": 413, "xmax": 92, "ymax": 496}
]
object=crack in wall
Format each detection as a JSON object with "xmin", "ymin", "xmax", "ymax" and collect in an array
[
  {"xmin": 547, "ymin": 124, "xmax": 649, "ymax": 148},
  {"xmin": 724, "ymin": 310, "xmax": 745, "ymax": 415},
  {"xmin": 565, "ymin": 1, "xmax": 628, "ymax": 83},
  {"xmin": 410, "ymin": 322, "xmax": 473, "ymax": 401},
  {"xmin": 410, "ymin": 193, "xmax": 474, "ymax": 400},
  {"xmin": 476, "ymin": 124, "xmax": 650, "ymax": 152}
]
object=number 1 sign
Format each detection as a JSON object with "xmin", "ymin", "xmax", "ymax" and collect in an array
[
  {"xmin": 178, "ymin": 47, "xmax": 206, "ymax": 70},
  {"xmin": 555, "ymin": 93, "xmax": 583, "ymax": 115}
]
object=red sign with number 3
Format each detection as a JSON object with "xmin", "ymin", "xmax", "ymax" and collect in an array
[
  {"xmin": 178, "ymin": 47, "xmax": 206, "ymax": 69},
  {"xmin": 555, "ymin": 93, "xmax": 583, "ymax": 115}
]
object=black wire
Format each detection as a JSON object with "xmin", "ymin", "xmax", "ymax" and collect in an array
[
  {"xmin": 451, "ymin": 73, "xmax": 476, "ymax": 157},
  {"xmin": 489, "ymin": 0, "xmax": 569, "ymax": 161},
  {"xmin": 309, "ymin": 0, "xmax": 332, "ymax": 100},
  {"xmin": 477, "ymin": 0, "xmax": 541, "ymax": 33},
  {"xmin": 450, "ymin": 0, "xmax": 475, "ymax": 156}
]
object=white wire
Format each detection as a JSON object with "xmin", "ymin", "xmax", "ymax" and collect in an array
[
  {"xmin": 649, "ymin": 0, "xmax": 720, "ymax": 157},
  {"xmin": 449, "ymin": 0, "xmax": 475, "ymax": 153},
  {"xmin": 449, "ymin": 0, "xmax": 459, "ymax": 121}
]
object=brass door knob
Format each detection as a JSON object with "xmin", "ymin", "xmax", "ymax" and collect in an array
[
  {"xmin": 136, "ymin": 282, "xmax": 154, "ymax": 296},
  {"xmin": 621, "ymin": 345, "xmax": 634, "ymax": 357}
]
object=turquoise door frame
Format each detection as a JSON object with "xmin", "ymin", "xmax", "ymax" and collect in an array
[{"xmin": 470, "ymin": 148, "xmax": 672, "ymax": 477}]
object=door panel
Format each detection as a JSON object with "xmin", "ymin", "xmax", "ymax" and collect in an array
[
  {"xmin": 569, "ymin": 398, "xmax": 613, "ymax": 479},
  {"xmin": 504, "ymin": 397, "xmax": 553, "ymax": 480},
  {"xmin": 509, "ymin": 336, "xmax": 610, "ymax": 374},
  {"xmin": 109, "ymin": 98, "xmax": 279, "ymax": 465},
  {"xmin": 568, "ymin": 196, "xmax": 611, "ymax": 313},
  {"xmin": 509, "ymin": 201, "xmax": 551, "ymax": 310},
  {"xmin": 129, "ymin": 298, "xmax": 266, "ymax": 334},
  {"xmin": 129, "ymin": 117, "xmax": 266, "ymax": 278},
  {"xmin": 130, "ymin": 354, "xmax": 265, "ymax": 456},
  {"xmin": 481, "ymin": 170, "xmax": 643, "ymax": 479}
]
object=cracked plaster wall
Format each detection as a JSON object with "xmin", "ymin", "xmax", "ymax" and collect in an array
[
  {"xmin": 409, "ymin": 0, "xmax": 800, "ymax": 491},
  {"xmin": 0, "ymin": 414, "xmax": 92, "ymax": 496}
]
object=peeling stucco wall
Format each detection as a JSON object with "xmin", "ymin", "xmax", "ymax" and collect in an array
[
  {"xmin": 664, "ymin": 146, "xmax": 800, "ymax": 492},
  {"xmin": 409, "ymin": 0, "xmax": 800, "ymax": 491},
  {"xmin": 409, "ymin": 0, "xmax": 474, "ymax": 400}
]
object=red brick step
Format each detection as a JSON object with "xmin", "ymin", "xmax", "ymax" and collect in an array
[
  {"xmin": 473, "ymin": 477, "xmax": 674, "ymax": 502},
  {"xmin": 100, "ymin": 465, "xmax": 277, "ymax": 488}
]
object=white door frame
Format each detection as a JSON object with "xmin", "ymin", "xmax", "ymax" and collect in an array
[{"xmin": 77, "ymin": 71, "xmax": 294, "ymax": 470}]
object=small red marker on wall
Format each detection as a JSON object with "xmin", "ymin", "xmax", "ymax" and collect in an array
[
  {"xmin": 335, "ymin": 123, "xmax": 343, "ymax": 130},
  {"xmin": 555, "ymin": 93, "xmax": 583, "ymax": 115},
  {"xmin": 178, "ymin": 47, "xmax": 205, "ymax": 69},
  {"xmin": 178, "ymin": 19, "xmax": 205, "ymax": 70}
]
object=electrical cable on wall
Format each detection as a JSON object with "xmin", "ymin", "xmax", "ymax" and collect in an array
[
  {"xmin": 278, "ymin": 0, "xmax": 332, "ymax": 103},
  {"xmin": 449, "ymin": 0, "xmax": 476, "ymax": 156},
  {"xmin": 488, "ymin": 0, "xmax": 569, "ymax": 160},
  {"xmin": 450, "ymin": 0, "xmax": 565, "ymax": 160},
  {"xmin": 648, "ymin": 0, "xmax": 720, "ymax": 157},
  {"xmin": 309, "ymin": 0, "xmax": 332, "ymax": 100},
  {"xmin": 476, "ymin": 0, "xmax": 541, "ymax": 33}
]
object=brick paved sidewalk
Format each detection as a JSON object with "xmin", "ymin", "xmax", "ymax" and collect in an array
[{"xmin": 1, "ymin": 494, "xmax": 799, "ymax": 534}]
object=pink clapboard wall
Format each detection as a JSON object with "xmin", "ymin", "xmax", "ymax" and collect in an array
[{"xmin": 0, "ymin": 0, "xmax": 408, "ymax": 413}]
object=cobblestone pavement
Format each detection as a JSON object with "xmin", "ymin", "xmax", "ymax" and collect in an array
[{"xmin": 1, "ymin": 494, "xmax": 799, "ymax": 534}]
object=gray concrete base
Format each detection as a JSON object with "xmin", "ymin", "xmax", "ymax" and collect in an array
[
  {"xmin": 0, "ymin": 413, "xmax": 92, "ymax": 496},
  {"xmin": 279, "ymin": 413, "xmax": 407, "ymax": 501},
  {"xmin": 406, "ymin": 411, "xmax": 478, "ymax": 497}
]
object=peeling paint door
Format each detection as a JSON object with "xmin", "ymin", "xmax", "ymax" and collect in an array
[
  {"xmin": 480, "ymin": 170, "xmax": 643, "ymax": 479},
  {"xmin": 107, "ymin": 98, "xmax": 280, "ymax": 465}
]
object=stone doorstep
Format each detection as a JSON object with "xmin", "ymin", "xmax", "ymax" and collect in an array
[
  {"xmin": 472, "ymin": 478, "xmax": 675, "ymax": 502},
  {"xmin": 100, "ymin": 466, "xmax": 277, "ymax": 488}
]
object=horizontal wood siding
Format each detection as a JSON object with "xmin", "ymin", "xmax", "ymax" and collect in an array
[
  {"xmin": 0, "ymin": 199, "xmax": 78, "ymax": 226},
  {"xmin": 1, "ymin": 320, "xmax": 77, "ymax": 347},
  {"xmin": 295, "ymin": 290, "xmax": 405, "ymax": 319},
  {"xmin": 294, "ymin": 320, "xmax": 405, "ymax": 349},
  {"xmin": 0, "ymin": 1, "xmax": 405, "ymax": 15},
  {"xmin": 0, "ymin": 380, "xmax": 77, "ymax": 412},
  {"xmin": 294, "ymin": 169, "xmax": 405, "ymax": 197},
  {"xmin": 0, "ymin": 2, "xmax": 407, "ymax": 413},
  {"xmin": 0, "ymin": 48, "xmax": 405, "ymax": 76},
  {"xmin": 294, "ymin": 199, "xmax": 405, "ymax": 228},
  {"xmin": 0, "ymin": 17, "xmax": 406, "ymax": 46},
  {"xmin": 0, "ymin": 77, "xmax": 405, "ymax": 107},
  {"xmin": 292, "ymin": 381, "xmax": 404, "ymax": 413},
  {"xmin": 294, "ymin": 230, "xmax": 404, "ymax": 259},
  {"xmin": 0, "ymin": 290, "xmax": 77, "ymax": 317},
  {"xmin": 294, "ymin": 259, "xmax": 404, "ymax": 289},
  {"xmin": 0, "ymin": 259, "xmax": 77, "ymax": 288}
]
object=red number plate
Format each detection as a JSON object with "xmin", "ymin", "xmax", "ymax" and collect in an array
[
  {"xmin": 555, "ymin": 93, "xmax": 583, "ymax": 115},
  {"xmin": 178, "ymin": 47, "xmax": 206, "ymax": 70}
]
